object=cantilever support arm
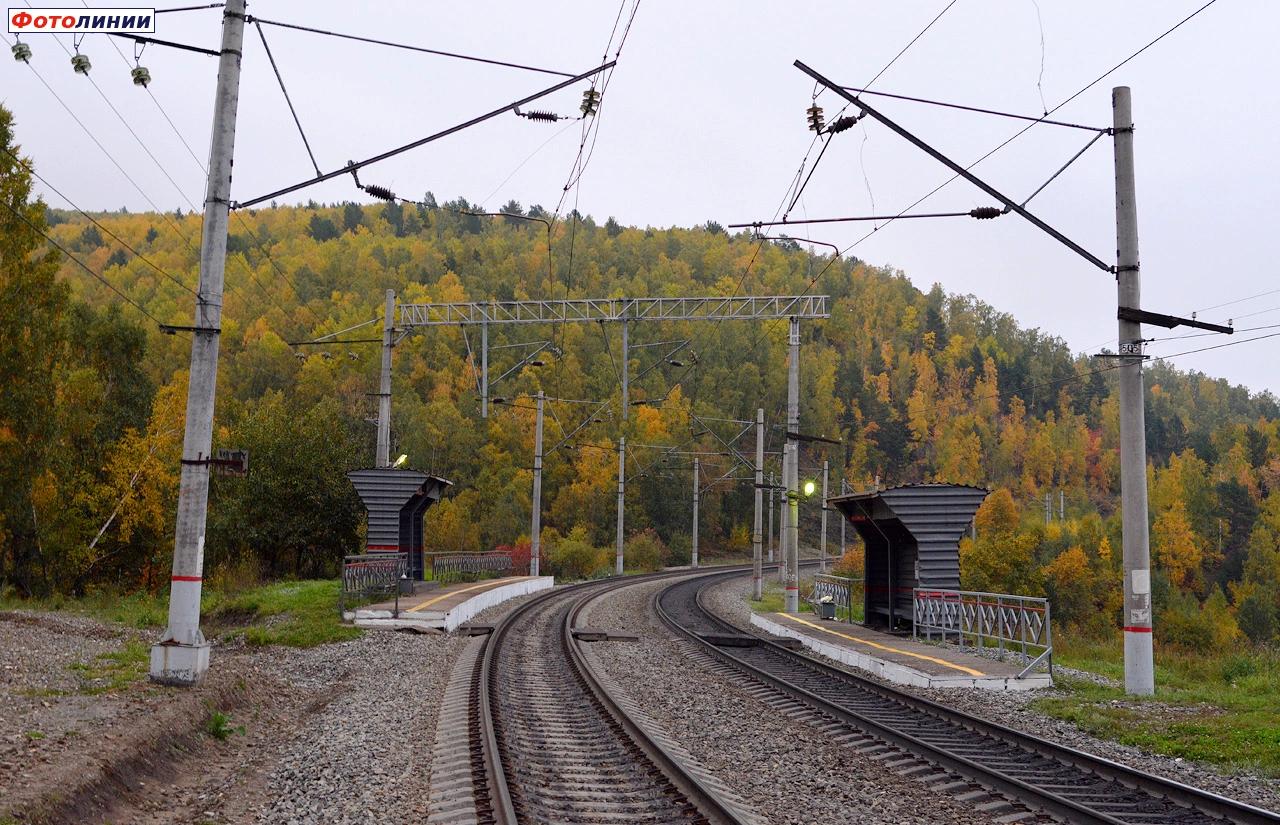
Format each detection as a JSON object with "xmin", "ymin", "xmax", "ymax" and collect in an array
[
  {"xmin": 235, "ymin": 60, "xmax": 616, "ymax": 208},
  {"xmin": 793, "ymin": 59, "xmax": 1113, "ymax": 274}
]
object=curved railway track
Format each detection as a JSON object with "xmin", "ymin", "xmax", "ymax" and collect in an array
[
  {"xmin": 428, "ymin": 570, "xmax": 751, "ymax": 825},
  {"xmin": 656, "ymin": 569, "xmax": 1280, "ymax": 825}
]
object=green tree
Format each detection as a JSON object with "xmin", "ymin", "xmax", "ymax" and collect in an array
[{"xmin": 0, "ymin": 107, "xmax": 70, "ymax": 595}]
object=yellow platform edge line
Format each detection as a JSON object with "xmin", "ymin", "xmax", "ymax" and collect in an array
[
  {"xmin": 406, "ymin": 577, "xmax": 525, "ymax": 613},
  {"xmin": 775, "ymin": 613, "xmax": 986, "ymax": 677}
]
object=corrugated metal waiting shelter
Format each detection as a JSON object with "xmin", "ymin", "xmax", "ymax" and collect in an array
[
  {"xmin": 828, "ymin": 484, "xmax": 988, "ymax": 631},
  {"xmin": 347, "ymin": 468, "xmax": 452, "ymax": 580}
]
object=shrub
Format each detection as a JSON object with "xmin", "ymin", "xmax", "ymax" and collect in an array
[
  {"xmin": 495, "ymin": 539, "xmax": 532, "ymax": 576},
  {"xmin": 547, "ymin": 526, "xmax": 608, "ymax": 581},
  {"xmin": 625, "ymin": 529, "xmax": 670, "ymax": 572}
]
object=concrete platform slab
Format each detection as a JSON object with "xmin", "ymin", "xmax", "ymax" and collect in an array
[
  {"xmin": 750, "ymin": 612, "xmax": 1052, "ymax": 691},
  {"xmin": 348, "ymin": 575, "xmax": 553, "ymax": 632}
]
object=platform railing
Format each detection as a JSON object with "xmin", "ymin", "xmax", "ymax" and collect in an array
[
  {"xmin": 428, "ymin": 551, "xmax": 515, "ymax": 584},
  {"xmin": 912, "ymin": 588, "xmax": 1052, "ymax": 679},
  {"xmin": 340, "ymin": 552, "xmax": 407, "ymax": 616},
  {"xmin": 809, "ymin": 573, "xmax": 864, "ymax": 623}
]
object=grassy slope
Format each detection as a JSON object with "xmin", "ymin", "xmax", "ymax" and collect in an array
[
  {"xmin": 1041, "ymin": 637, "xmax": 1280, "ymax": 777},
  {"xmin": 1, "ymin": 579, "xmax": 359, "ymax": 648}
]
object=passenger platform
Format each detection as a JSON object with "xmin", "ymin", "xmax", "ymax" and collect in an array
[
  {"xmin": 751, "ymin": 611, "xmax": 1052, "ymax": 690},
  {"xmin": 347, "ymin": 575, "xmax": 554, "ymax": 632}
]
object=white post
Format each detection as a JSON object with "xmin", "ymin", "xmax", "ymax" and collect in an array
[
  {"xmin": 151, "ymin": 0, "xmax": 246, "ymax": 686},
  {"xmin": 820, "ymin": 460, "xmax": 829, "ymax": 572},
  {"xmin": 530, "ymin": 390, "xmax": 543, "ymax": 577},
  {"xmin": 1114, "ymin": 85, "xmax": 1154, "ymax": 696},
  {"xmin": 784, "ymin": 317, "xmax": 800, "ymax": 613},
  {"xmin": 376, "ymin": 289, "xmax": 394, "ymax": 467},
  {"xmin": 767, "ymin": 471, "xmax": 775, "ymax": 564},
  {"xmin": 753, "ymin": 408, "xmax": 764, "ymax": 600},
  {"xmin": 615, "ymin": 435, "xmax": 625, "ymax": 574},
  {"xmin": 691, "ymin": 457, "xmax": 699, "ymax": 569}
]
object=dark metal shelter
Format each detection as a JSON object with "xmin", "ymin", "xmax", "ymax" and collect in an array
[
  {"xmin": 347, "ymin": 468, "xmax": 452, "ymax": 580},
  {"xmin": 828, "ymin": 484, "xmax": 987, "ymax": 631}
]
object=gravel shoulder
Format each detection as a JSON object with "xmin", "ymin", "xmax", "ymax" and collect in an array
[
  {"xmin": 0, "ymin": 586, "xmax": 555, "ymax": 825},
  {"xmin": 703, "ymin": 574, "xmax": 1280, "ymax": 814},
  {"xmin": 579, "ymin": 574, "xmax": 992, "ymax": 825}
]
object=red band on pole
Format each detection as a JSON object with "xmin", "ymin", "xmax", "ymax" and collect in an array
[
  {"xmin": 1122, "ymin": 626, "xmax": 1153, "ymax": 633},
  {"xmin": 171, "ymin": 575, "xmax": 203, "ymax": 582}
]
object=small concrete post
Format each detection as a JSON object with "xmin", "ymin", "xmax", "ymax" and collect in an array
[
  {"xmin": 767, "ymin": 471, "xmax": 775, "ymax": 564},
  {"xmin": 615, "ymin": 436, "xmax": 626, "ymax": 575},
  {"xmin": 1114, "ymin": 85, "xmax": 1154, "ymax": 695},
  {"xmin": 376, "ymin": 289, "xmax": 394, "ymax": 468},
  {"xmin": 151, "ymin": 0, "xmax": 246, "ymax": 686},
  {"xmin": 752, "ymin": 408, "xmax": 764, "ymax": 600},
  {"xmin": 820, "ymin": 460, "xmax": 829, "ymax": 572},
  {"xmin": 530, "ymin": 390, "xmax": 543, "ymax": 577},
  {"xmin": 691, "ymin": 457, "xmax": 699, "ymax": 569}
]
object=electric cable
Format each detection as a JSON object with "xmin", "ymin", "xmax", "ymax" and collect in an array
[
  {"xmin": 2, "ymin": 147, "xmax": 199, "ymax": 298},
  {"xmin": 250, "ymin": 16, "xmax": 576, "ymax": 78},
  {"xmin": 2, "ymin": 199, "xmax": 167, "ymax": 327},
  {"xmin": 745, "ymin": 0, "xmax": 1222, "ymax": 356},
  {"xmin": 255, "ymin": 20, "xmax": 322, "ymax": 177}
]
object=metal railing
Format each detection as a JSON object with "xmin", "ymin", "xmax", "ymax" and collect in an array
[
  {"xmin": 428, "ymin": 551, "xmax": 516, "ymax": 584},
  {"xmin": 913, "ymin": 588, "xmax": 1052, "ymax": 679},
  {"xmin": 809, "ymin": 573, "xmax": 864, "ymax": 623},
  {"xmin": 340, "ymin": 552, "xmax": 406, "ymax": 616}
]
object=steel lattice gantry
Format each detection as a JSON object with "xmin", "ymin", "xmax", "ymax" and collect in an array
[
  {"xmin": 397, "ymin": 294, "xmax": 829, "ymax": 327},
  {"xmin": 390, "ymin": 294, "xmax": 829, "ymax": 420}
]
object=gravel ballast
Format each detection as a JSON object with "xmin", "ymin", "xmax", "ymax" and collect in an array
[
  {"xmin": 702, "ymin": 574, "xmax": 1280, "ymax": 814},
  {"xmin": 580, "ymin": 575, "xmax": 993, "ymax": 825}
]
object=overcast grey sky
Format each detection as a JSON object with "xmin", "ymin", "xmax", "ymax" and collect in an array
[{"xmin": 4, "ymin": 1, "xmax": 1277, "ymax": 394}]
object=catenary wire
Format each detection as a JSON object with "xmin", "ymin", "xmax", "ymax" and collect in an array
[
  {"xmin": 254, "ymin": 20, "xmax": 322, "ymax": 176},
  {"xmin": 82, "ymin": 10, "xmax": 326, "ymax": 330},
  {"xmin": 249, "ymin": 16, "xmax": 576, "ymax": 78},
  {"xmin": 2, "ymin": 199, "xmax": 166, "ymax": 327},
  {"xmin": 2, "ymin": 147, "xmax": 200, "ymax": 298},
  {"xmin": 746, "ymin": 0, "xmax": 1222, "ymax": 354},
  {"xmin": 32, "ymin": 31, "xmax": 320, "ymax": 330}
]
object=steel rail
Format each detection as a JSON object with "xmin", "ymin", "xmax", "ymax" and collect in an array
[
  {"xmin": 478, "ymin": 566, "xmax": 756, "ymax": 825},
  {"xmin": 656, "ymin": 569, "xmax": 1280, "ymax": 825}
]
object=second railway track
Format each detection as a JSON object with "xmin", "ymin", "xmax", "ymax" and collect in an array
[{"xmin": 656, "ymin": 569, "xmax": 1280, "ymax": 825}]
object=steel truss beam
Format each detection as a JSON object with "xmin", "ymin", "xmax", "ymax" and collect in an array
[{"xmin": 397, "ymin": 295, "xmax": 830, "ymax": 327}]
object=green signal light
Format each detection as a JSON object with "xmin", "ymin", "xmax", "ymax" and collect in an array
[{"xmin": 803, "ymin": 479, "xmax": 817, "ymax": 497}]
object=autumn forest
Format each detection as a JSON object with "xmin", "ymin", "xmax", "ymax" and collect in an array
[{"xmin": 3, "ymin": 107, "xmax": 1280, "ymax": 652}]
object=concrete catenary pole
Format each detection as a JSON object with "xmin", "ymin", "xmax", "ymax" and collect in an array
[
  {"xmin": 375, "ymin": 289, "xmax": 394, "ymax": 468},
  {"xmin": 480, "ymin": 319, "xmax": 488, "ymax": 419},
  {"xmin": 691, "ymin": 457, "xmax": 700, "ymax": 568},
  {"xmin": 615, "ymin": 435, "xmax": 626, "ymax": 574},
  {"xmin": 767, "ymin": 471, "xmax": 775, "ymax": 564},
  {"xmin": 530, "ymin": 390, "xmax": 544, "ymax": 577},
  {"xmin": 784, "ymin": 317, "xmax": 801, "ymax": 613},
  {"xmin": 620, "ymin": 320, "xmax": 629, "ymax": 421},
  {"xmin": 1113, "ymin": 85, "xmax": 1154, "ymax": 696},
  {"xmin": 752, "ymin": 408, "xmax": 764, "ymax": 600},
  {"xmin": 150, "ymin": 0, "xmax": 247, "ymax": 686},
  {"xmin": 820, "ymin": 460, "xmax": 829, "ymax": 572}
]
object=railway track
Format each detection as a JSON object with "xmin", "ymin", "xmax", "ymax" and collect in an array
[
  {"xmin": 428, "ymin": 570, "xmax": 752, "ymax": 825},
  {"xmin": 656, "ymin": 569, "xmax": 1280, "ymax": 825}
]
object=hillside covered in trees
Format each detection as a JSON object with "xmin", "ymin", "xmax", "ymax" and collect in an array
[{"xmin": 3, "ymin": 107, "xmax": 1280, "ymax": 649}]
